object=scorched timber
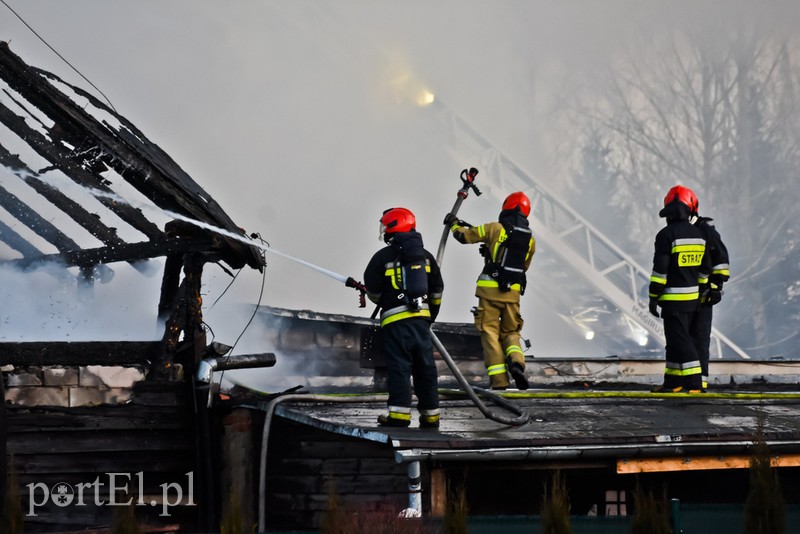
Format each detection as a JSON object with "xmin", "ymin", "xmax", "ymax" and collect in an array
[{"xmin": 0, "ymin": 341, "xmax": 159, "ymax": 366}]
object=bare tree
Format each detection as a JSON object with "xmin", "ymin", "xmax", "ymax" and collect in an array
[{"xmin": 567, "ymin": 20, "xmax": 800, "ymax": 358}]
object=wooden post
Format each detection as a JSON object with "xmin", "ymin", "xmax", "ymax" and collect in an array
[
  {"xmin": 158, "ymin": 253, "xmax": 183, "ymax": 322},
  {"xmin": 182, "ymin": 253, "xmax": 206, "ymax": 372},
  {"xmin": 430, "ymin": 467, "xmax": 447, "ymax": 517}
]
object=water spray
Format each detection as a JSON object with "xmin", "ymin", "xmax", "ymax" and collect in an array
[
  {"xmin": 161, "ymin": 210, "xmax": 367, "ymax": 307},
  {"xmin": 39, "ymin": 177, "xmax": 368, "ymax": 307},
  {"xmin": 245, "ymin": 239, "xmax": 366, "ymax": 307}
]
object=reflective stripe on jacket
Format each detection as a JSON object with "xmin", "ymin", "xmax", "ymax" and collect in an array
[
  {"xmin": 695, "ymin": 217, "xmax": 730, "ymax": 288},
  {"xmin": 649, "ymin": 219, "xmax": 710, "ymax": 311},
  {"xmin": 363, "ymin": 239, "xmax": 444, "ymax": 327}
]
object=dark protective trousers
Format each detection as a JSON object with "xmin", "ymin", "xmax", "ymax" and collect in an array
[
  {"xmin": 382, "ymin": 318, "xmax": 439, "ymax": 411},
  {"xmin": 661, "ymin": 308, "xmax": 703, "ymax": 390},
  {"xmin": 691, "ymin": 304, "xmax": 714, "ymax": 386}
]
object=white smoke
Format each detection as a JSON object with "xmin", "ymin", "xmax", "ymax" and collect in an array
[{"xmin": 0, "ymin": 261, "xmax": 164, "ymax": 341}]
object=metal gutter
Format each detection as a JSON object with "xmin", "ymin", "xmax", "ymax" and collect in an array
[{"xmin": 393, "ymin": 439, "xmax": 800, "ymax": 464}]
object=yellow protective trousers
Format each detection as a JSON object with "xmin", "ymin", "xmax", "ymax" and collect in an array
[{"xmin": 473, "ymin": 297, "xmax": 525, "ymax": 389}]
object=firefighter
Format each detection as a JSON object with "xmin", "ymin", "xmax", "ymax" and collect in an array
[
  {"xmin": 364, "ymin": 207, "xmax": 445, "ymax": 428},
  {"xmin": 689, "ymin": 199, "xmax": 730, "ymax": 391},
  {"xmin": 444, "ymin": 192, "xmax": 535, "ymax": 390},
  {"xmin": 649, "ymin": 185, "xmax": 711, "ymax": 393}
]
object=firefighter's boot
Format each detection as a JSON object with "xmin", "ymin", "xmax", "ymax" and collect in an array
[
  {"xmin": 509, "ymin": 362, "xmax": 529, "ymax": 390},
  {"xmin": 419, "ymin": 409, "xmax": 440, "ymax": 429},
  {"xmin": 377, "ymin": 406, "xmax": 411, "ymax": 427}
]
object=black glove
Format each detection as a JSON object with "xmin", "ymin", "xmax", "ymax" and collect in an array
[
  {"xmin": 648, "ymin": 298, "xmax": 660, "ymax": 318},
  {"xmin": 706, "ymin": 288, "xmax": 723, "ymax": 306},
  {"xmin": 444, "ymin": 213, "xmax": 470, "ymax": 227}
]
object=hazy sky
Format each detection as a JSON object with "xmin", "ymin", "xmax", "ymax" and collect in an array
[{"xmin": 3, "ymin": 1, "xmax": 796, "ymax": 357}]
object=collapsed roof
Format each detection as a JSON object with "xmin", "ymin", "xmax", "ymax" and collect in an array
[{"xmin": 0, "ymin": 41, "xmax": 264, "ymax": 281}]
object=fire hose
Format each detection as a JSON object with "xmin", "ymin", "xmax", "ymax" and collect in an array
[
  {"xmin": 254, "ymin": 169, "xmax": 527, "ymax": 425},
  {"xmin": 435, "ymin": 168, "xmax": 529, "ymax": 426}
]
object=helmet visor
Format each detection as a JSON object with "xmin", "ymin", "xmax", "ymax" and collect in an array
[{"xmin": 378, "ymin": 222, "xmax": 386, "ymax": 241}]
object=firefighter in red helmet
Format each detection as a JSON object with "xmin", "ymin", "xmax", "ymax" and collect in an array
[
  {"xmin": 364, "ymin": 207, "xmax": 445, "ymax": 427},
  {"xmin": 444, "ymin": 192, "xmax": 535, "ymax": 390},
  {"xmin": 649, "ymin": 185, "xmax": 711, "ymax": 393}
]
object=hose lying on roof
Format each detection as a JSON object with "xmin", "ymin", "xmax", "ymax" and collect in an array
[{"xmin": 432, "ymin": 330, "xmax": 529, "ymax": 426}]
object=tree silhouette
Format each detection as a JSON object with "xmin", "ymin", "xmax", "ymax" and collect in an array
[{"xmin": 567, "ymin": 17, "xmax": 800, "ymax": 358}]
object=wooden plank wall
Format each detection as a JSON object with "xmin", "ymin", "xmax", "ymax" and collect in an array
[
  {"xmin": 261, "ymin": 416, "xmax": 416, "ymax": 531},
  {"xmin": 5, "ymin": 381, "xmax": 198, "ymax": 532}
]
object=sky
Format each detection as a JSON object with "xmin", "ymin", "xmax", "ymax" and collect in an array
[{"xmin": 2, "ymin": 1, "xmax": 796, "ymax": 359}]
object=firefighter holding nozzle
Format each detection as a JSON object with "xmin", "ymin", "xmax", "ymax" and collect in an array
[
  {"xmin": 444, "ymin": 192, "xmax": 536, "ymax": 391},
  {"xmin": 364, "ymin": 207, "xmax": 444, "ymax": 428}
]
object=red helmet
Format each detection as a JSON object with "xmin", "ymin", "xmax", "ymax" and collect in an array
[
  {"xmin": 502, "ymin": 192, "xmax": 531, "ymax": 217},
  {"xmin": 380, "ymin": 207, "xmax": 416, "ymax": 239},
  {"xmin": 663, "ymin": 185, "xmax": 698, "ymax": 214}
]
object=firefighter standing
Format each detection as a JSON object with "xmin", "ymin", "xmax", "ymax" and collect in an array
[
  {"xmin": 649, "ymin": 185, "xmax": 711, "ymax": 393},
  {"xmin": 690, "ymin": 201, "xmax": 730, "ymax": 391},
  {"xmin": 364, "ymin": 207, "xmax": 444, "ymax": 428},
  {"xmin": 444, "ymin": 192, "xmax": 535, "ymax": 390}
]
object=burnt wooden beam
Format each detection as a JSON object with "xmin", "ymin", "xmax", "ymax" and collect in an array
[
  {"xmin": 0, "ymin": 100, "xmax": 164, "ymax": 241},
  {"xmin": 0, "ymin": 42, "xmax": 264, "ymax": 271},
  {"xmin": 158, "ymin": 253, "xmax": 183, "ymax": 322},
  {"xmin": 0, "ymin": 218, "xmax": 43, "ymax": 258},
  {"xmin": 0, "ymin": 341, "xmax": 159, "ymax": 366},
  {"xmin": 0, "ymin": 142, "xmax": 125, "ymax": 247},
  {"xmin": 0, "ymin": 236, "xmax": 219, "ymax": 270},
  {"xmin": 0, "ymin": 143, "xmax": 157, "ymax": 275},
  {"xmin": 0, "ymin": 182, "xmax": 78, "ymax": 251},
  {"xmin": 156, "ymin": 253, "xmax": 207, "ymax": 379},
  {"xmin": 0, "ymin": 182, "xmax": 114, "ymax": 280}
]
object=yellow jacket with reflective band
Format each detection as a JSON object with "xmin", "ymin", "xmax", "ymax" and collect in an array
[{"xmin": 451, "ymin": 221, "xmax": 535, "ymax": 303}]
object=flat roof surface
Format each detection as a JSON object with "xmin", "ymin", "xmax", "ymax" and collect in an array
[{"xmin": 271, "ymin": 388, "xmax": 800, "ymax": 461}]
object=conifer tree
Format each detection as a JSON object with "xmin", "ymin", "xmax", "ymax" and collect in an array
[{"xmin": 743, "ymin": 416, "xmax": 786, "ymax": 534}]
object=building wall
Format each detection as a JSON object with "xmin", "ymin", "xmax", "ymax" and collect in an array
[
  {"xmin": 3, "ymin": 380, "xmax": 199, "ymax": 532},
  {"xmin": 261, "ymin": 417, "xmax": 411, "ymax": 531},
  {"xmin": 3, "ymin": 365, "xmax": 145, "ymax": 407}
]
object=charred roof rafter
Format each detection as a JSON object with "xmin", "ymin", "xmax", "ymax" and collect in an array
[{"xmin": 0, "ymin": 41, "xmax": 264, "ymax": 274}]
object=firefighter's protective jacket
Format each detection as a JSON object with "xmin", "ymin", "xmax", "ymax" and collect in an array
[
  {"xmin": 450, "ymin": 210, "xmax": 535, "ymax": 303},
  {"xmin": 694, "ymin": 216, "xmax": 730, "ymax": 290},
  {"xmin": 364, "ymin": 231, "xmax": 444, "ymax": 328},
  {"xmin": 649, "ymin": 203, "xmax": 711, "ymax": 311}
]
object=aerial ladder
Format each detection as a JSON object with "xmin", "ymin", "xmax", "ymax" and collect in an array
[{"xmin": 424, "ymin": 98, "xmax": 751, "ymax": 360}]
